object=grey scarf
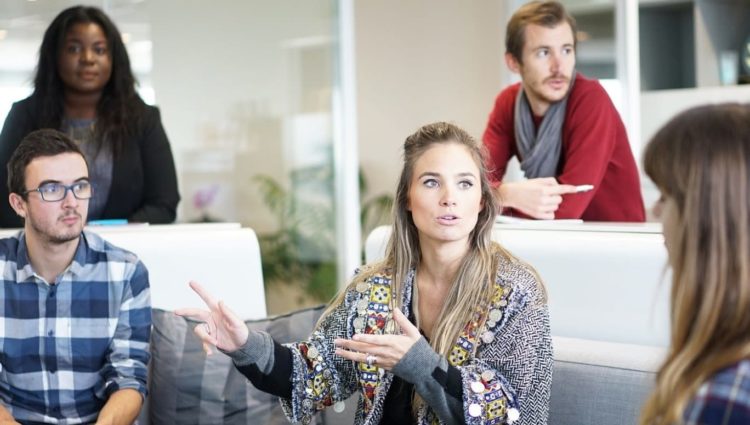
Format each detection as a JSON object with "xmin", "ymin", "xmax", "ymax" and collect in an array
[{"xmin": 514, "ymin": 74, "xmax": 576, "ymax": 178}]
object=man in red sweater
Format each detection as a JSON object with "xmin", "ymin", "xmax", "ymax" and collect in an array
[{"xmin": 483, "ymin": 1, "xmax": 645, "ymax": 221}]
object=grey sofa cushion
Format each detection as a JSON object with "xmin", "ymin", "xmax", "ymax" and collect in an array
[
  {"xmin": 549, "ymin": 336, "xmax": 666, "ymax": 425},
  {"xmin": 149, "ymin": 306, "xmax": 331, "ymax": 425}
]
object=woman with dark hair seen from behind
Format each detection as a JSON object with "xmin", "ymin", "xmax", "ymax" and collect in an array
[
  {"xmin": 0, "ymin": 5, "xmax": 179, "ymax": 226},
  {"xmin": 641, "ymin": 103, "xmax": 750, "ymax": 425},
  {"xmin": 177, "ymin": 122, "xmax": 552, "ymax": 424}
]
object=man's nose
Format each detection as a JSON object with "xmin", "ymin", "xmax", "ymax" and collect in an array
[
  {"xmin": 549, "ymin": 52, "xmax": 560, "ymax": 73},
  {"xmin": 61, "ymin": 188, "xmax": 78, "ymax": 208}
]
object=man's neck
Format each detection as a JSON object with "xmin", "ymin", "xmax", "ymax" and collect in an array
[
  {"xmin": 25, "ymin": 231, "xmax": 80, "ymax": 284},
  {"xmin": 523, "ymin": 88, "xmax": 551, "ymax": 117}
]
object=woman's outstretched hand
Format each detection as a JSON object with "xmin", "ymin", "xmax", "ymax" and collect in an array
[
  {"xmin": 174, "ymin": 281, "xmax": 249, "ymax": 355},
  {"xmin": 334, "ymin": 308, "xmax": 421, "ymax": 371}
]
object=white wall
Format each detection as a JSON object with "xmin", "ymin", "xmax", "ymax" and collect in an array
[
  {"xmin": 147, "ymin": 0, "xmax": 335, "ymax": 230},
  {"xmin": 355, "ymin": 0, "xmax": 510, "ymax": 197}
]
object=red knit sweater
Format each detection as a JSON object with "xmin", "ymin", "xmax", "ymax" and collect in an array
[{"xmin": 482, "ymin": 73, "xmax": 645, "ymax": 222}]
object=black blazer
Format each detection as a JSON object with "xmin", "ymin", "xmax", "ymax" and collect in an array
[{"xmin": 0, "ymin": 95, "xmax": 180, "ymax": 227}]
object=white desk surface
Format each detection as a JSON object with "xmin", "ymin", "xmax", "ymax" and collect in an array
[{"xmin": 494, "ymin": 220, "xmax": 662, "ymax": 234}]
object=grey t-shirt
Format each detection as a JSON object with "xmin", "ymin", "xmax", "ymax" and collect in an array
[{"xmin": 61, "ymin": 118, "xmax": 113, "ymax": 220}]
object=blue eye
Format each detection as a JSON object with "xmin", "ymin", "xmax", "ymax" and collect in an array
[
  {"xmin": 73, "ymin": 181, "xmax": 91, "ymax": 191},
  {"xmin": 39, "ymin": 183, "xmax": 64, "ymax": 195},
  {"xmin": 423, "ymin": 179, "xmax": 438, "ymax": 188},
  {"xmin": 458, "ymin": 180, "xmax": 474, "ymax": 189}
]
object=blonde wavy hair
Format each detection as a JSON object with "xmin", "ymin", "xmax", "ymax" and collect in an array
[
  {"xmin": 320, "ymin": 122, "xmax": 539, "ymax": 413},
  {"xmin": 640, "ymin": 103, "xmax": 750, "ymax": 425}
]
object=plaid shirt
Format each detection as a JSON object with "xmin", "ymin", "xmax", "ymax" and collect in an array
[
  {"xmin": 0, "ymin": 230, "xmax": 151, "ymax": 424},
  {"xmin": 683, "ymin": 359, "xmax": 750, "ymax": 424}
]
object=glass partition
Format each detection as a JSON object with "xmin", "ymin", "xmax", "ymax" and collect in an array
[{"xmin": 0, "ymin": 0, "xmax": 352, "ymax": 314}]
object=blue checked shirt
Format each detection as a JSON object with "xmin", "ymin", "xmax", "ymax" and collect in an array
[
  {"xmin": 0, "ymin": 230, "xmax": 151, "ymax": 424},
  {"xmin": 683, "ymin": 359, "xmax": 750, "ymax": 424}
]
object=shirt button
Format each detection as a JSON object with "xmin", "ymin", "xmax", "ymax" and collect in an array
[
  {"xmin": 49, "ymin": 290, "xmax": 55, "ymax": 298},
  {"xmin": 47, "ymin": 330, "xmax": 54, "ymax": 337}
]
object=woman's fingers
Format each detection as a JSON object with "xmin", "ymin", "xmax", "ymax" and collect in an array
[
  {"xmin": 335, "ymin": 337, "xmax": 381, "ymax": 352},
  {"xmin": 174, "ymin": 308, "xmax": 211, "ymax": 322},
  {"xmin": 193, "ymin": 321, "xmax": 217, "ymax": 354},
  {"xmin": 218, "ymin": 301, "xmax": 243, "ymax": 328},
  {"xmin": 392, "ymin": 308, "xmax": 420, "ymax": 338},
  {"xmin": 189, "ymin": 281, "xmax": 219, "ymax": 309},
  {"xmin": 334, "ymin": 347, "xmax": 390, "ymax": 368}
]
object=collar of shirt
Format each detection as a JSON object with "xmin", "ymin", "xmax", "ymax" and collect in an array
[{"xmin": 13, "ymin": 231, "xmax": 88, "ymax": 284}]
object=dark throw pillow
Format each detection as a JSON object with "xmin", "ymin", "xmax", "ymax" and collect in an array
[{"xmin": 148, "ymin": 306, "xmax": 327, "ymax": 424}]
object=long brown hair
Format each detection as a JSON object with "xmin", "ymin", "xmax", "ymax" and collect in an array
[{"xmin": 641, "ymin": 103, "xmax": 750, "ymax": 425}]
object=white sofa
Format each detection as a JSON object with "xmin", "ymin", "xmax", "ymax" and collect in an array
[
  {"xmin": 363, "ymin": 222, "xmax": 669, "ymax": 425},
  {"xmin": 0, "ymin": 222, "xmax": 668, "ymax": 424},
  {"xmin": 1, "ymin": 223, "xmax": 269, "ymax": 424},
  {"xmin": 366, "ymin": 222, "xmax": 671, "ymax": 347},
  {"xmin": 0, "ymin": 223, "xmax": 267, "ymax": 319}
]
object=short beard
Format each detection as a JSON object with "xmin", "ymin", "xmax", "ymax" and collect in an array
[
  {"xmin": 29, "ymin": 214, "xmax": 83, "ymax": 245},
  {"xmin": 45, "ymin": 230, "xmax": 82, "ymax": 245}
]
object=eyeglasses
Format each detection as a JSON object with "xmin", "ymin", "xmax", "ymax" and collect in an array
[{"xmin": 24, "ymin": 181, "xmax": 93, "ymax": 202}]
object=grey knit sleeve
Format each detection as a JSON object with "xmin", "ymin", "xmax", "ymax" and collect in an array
[
  {"xmin": 223, "ymin": 330, "xmax": 276, "ymax": 371},
  {"xmin": 392, "ymin": 338, "xmax": 466, "ymax": 424},
  {"xmin": 395, "ymin": 263, "xmax": 552, "ymax": 425}
]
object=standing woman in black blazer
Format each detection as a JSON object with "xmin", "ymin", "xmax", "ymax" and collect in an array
[{"xmin": 0, "ymin": 5, "xmax": 180, "ymax": 227}]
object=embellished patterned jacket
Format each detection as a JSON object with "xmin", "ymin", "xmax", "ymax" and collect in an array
[{"xmin": 277, "ymin": 255, "xmax": 552, "ymax": 425}]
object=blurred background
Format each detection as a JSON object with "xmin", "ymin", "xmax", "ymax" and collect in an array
[{"xmin": 1, "ymin": 0, "xmax": 748, "ymax": 313}]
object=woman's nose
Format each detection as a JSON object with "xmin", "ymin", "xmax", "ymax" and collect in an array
[{"xmin": 440, "ymin": 188, "xmax": 457, "ymax": 206}]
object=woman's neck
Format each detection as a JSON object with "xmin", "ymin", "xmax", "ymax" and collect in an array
[
  {"xmin": 417, "ymin": 240, "xmax": 468, "ymax": 289},
  {"xmin": 63, "ymin": 90, "xmax": 102, "ymax": 120}
]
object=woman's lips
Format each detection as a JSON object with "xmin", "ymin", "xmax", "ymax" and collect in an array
[
  {"xmin": 78, "ymin": 71, "xmax": 99, "ymax": 80},
  {"xmin": 436, "ymin": 215, "xmax": 459, "ymax": 225}
]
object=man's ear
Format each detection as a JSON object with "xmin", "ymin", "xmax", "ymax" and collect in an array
[
  {"xmin": 505, "ymin": 52, "xmax": 521, "ymax": 74},
  {"xmin": 9, "ymin": 193, "xmax": 27, "ymax": 219}
]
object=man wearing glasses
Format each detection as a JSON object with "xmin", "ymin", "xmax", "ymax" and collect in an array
[{"xmin": 0, "ymin": 129, "xmax": 150, "ymax": 424}]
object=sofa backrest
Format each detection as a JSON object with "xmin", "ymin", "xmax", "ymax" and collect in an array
[
  {"xmin": 145, "ymin": 306, "xmax": 665, "ymax": 425},
  {"xmin": 0, "ymin": 223, "xmax": 268, "ymax": 319},
  {"xmin": 365, "ymin": 224, "xmax": 671, "ymax": 347},
  {"xmin": 551, "ymin": 336, "xmax": 665, "ymax": 425},
  {"xmin": 147, "ymin": 306, "xmax": 356, "ymax": 425}
]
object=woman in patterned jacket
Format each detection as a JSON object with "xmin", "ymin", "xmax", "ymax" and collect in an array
[
  {"xmin": 640, "ymin": 104, "xmax": 750, "ymax": 425},
  {"xmin": 178, "ymin": 122, "xmax": 552, "ymax": 424}
]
